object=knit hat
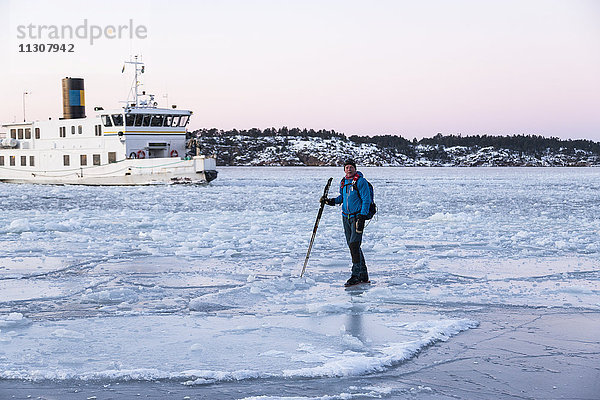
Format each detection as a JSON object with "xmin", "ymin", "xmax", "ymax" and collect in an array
[{"xmin": 343, "ymin": 158, "xmax": 356, "ymax": 168}]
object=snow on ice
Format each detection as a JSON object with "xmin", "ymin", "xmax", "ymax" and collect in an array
[{"xmin": 0, "ymin": 167, "xmax": 598, "ymax": 385}]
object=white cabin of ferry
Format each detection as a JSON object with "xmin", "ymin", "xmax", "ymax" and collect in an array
[{"xmin": 0, "ymin": 107, "xmax": 192, "ymax": 170}]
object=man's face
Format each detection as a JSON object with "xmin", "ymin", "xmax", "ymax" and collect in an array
[{"xmin": 344, "ymin": 164, "xmax": 356, "ymax": 177}]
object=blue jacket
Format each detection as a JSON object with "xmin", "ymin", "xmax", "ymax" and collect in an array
[{"xmin": 334, "ymin": 171, "xmax": 371, "ymax": 217}]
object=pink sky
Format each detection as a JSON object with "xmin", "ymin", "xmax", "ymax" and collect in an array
[{"xmin": 1, "ymin": 0, "xmax": 599, "ymax": 140}]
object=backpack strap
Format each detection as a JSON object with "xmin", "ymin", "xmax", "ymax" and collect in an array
[{"xmin": 351, "ymin": 175, "xmax": 360, "ymax": 191}]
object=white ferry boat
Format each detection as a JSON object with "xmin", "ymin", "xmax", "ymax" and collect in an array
[{"xmin": 0, "ymin": 59, "xmax": 217, "ymax": 185}]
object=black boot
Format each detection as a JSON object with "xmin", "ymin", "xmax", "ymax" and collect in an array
[
  {"xmin": 344, "ymin": 275, "xmax": 361, "ymax": 287},
  {"xmin": 359, "ymin": 272, "xmax": 369, "ymax": 283}
]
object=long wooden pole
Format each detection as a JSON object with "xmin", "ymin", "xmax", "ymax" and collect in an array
[{"xmin": 300, "ymin": 177, "xmax": 333, "ymax": 277}]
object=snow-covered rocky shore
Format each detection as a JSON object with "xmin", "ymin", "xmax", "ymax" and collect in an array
[{"xmin": 195, "ymin": 134, "xmax": 600, "ymax": 167}]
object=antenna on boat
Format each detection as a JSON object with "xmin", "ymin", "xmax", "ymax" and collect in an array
[
  {"xmin": 123, "ymin": 55, "xmax": 145, "ymax": 108},
  {"xmin": 121, "ymin": 56, "xmax": 158, "ymax": 109},
  {"xmin": 22, "ymin": 91, "xmax": 29, "ymax": 122}
]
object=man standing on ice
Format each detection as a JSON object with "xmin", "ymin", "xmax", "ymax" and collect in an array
[{"xmin": 321, "ymin": 159, "xmax": 371, "ymax": 286}]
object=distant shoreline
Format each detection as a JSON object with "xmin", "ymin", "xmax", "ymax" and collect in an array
[
  {"xmin": 191, "ymin": 131, "xmax": 600, "ymax": 167},
  {"xmin": 214, "ymin": 164, "xmax": 600, "ymax": 167}
]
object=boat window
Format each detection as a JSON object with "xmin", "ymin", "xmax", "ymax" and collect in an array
[
  {"xmin": 95, "ymin": 125, "xmax": 102, "ymax": 136},
  {"xmin": 163, "ymin": 115, "xmax": 173, "ymax": 127},
  {"xmin": 134, "ymin": 114, "xmax": 143, "ymax": 127},
  {"xmin": 10, "ymin": 156, "xmax": 15, "ymax": 166},
  {"xmin": 35, "ymin": 128, "xmax": 40, "ymax": 139},
  {"xmin": 80, "ymin": 154, "xmax": 87, "ymax": 166},
  {"xmin": 151, "ymin": 115, "xmax": 163, "ymax": 127},
  {"xmin": 78, "ymin": 125, "xmax": 83, "ymax": 134},
  {"xmin": 142, "ymin": 115, "xmax": 151, "ymax": 127},
  {"xmin": 25, "ymin": 128, "xmax": 31, "ymax": 139},
  {"xmin": 71, "ymin": 126, "xmax": 75, "ymax": 135},
  {"xmin": 63, "ymin": 155, "xmax": 70, "ymax": 166},
  {"xmin": 171, "ymin": 116, "xmax": 180, "ymax": 127},
  {"xmin": 0, "ymin": 156, "xmax": 3, "ymax": 166},
  {"xmin": 108, "ymin": 152, "xmax": 116, "ymax": 163},
  {"xmin": 10, "ymin": 129, "xmax": 16, "ymax": 139},
  {"xmin": 178, "ymin": 115, "xmax": 189, "ymax": 127},
  {"xmin": 125, "ymin": 114, "xmax": 135, "ymax": 126},
  {"xmin": 112, "ymin": 114, "xmax": 124, "ymax": 126},
  {"xmin": 101, "ymin": 115, "xmax": 113, "ymax": 127},
  {"xmin": 59, "ymin": 127, "xmax": 66, "ymax": 137},
  {"xmin": 30, "ymin": 156, "xmax": 34, "ymax": 167},
  {"xmin": 21, "ymin": 156, "xmax": 27, "ymax": 166},
  {"xmin": 18, "ymin": 129, "xmax": 24, "ymax": 139},
  {"xmin": 93, "ymin": 154, "xmax": 101, "ymax": 165}
]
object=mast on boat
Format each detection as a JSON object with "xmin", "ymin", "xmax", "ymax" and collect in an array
[{"xmin": 123, "ymin": 56, "xmax": 156, "ymax": 109}]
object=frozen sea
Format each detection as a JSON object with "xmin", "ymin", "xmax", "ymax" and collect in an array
[{"xmin": 0, "ymin": 167, "xmax": 599, "ymax": 399}]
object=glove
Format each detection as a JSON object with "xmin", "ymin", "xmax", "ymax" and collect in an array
[
  {"xmin": 355, "ymin": 215, "xmax": 366, "ymax": 233},
  {"xmin": 320, "ymin": 197, "xmax": 336, "ymax": 206}
]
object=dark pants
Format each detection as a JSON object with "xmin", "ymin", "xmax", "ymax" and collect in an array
[{"xmin": 343, "ymin": 215, "xmax": 368, "ymax": 279}]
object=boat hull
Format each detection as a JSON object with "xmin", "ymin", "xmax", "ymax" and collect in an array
[{"xmin": 0, "ymin": 156, "xmax": 218, "ymax": 185}]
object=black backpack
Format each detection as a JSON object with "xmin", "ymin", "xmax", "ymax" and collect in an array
[{"xmin": 341, "ymin": 175, "xmax": 377, "ymax": 220}]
